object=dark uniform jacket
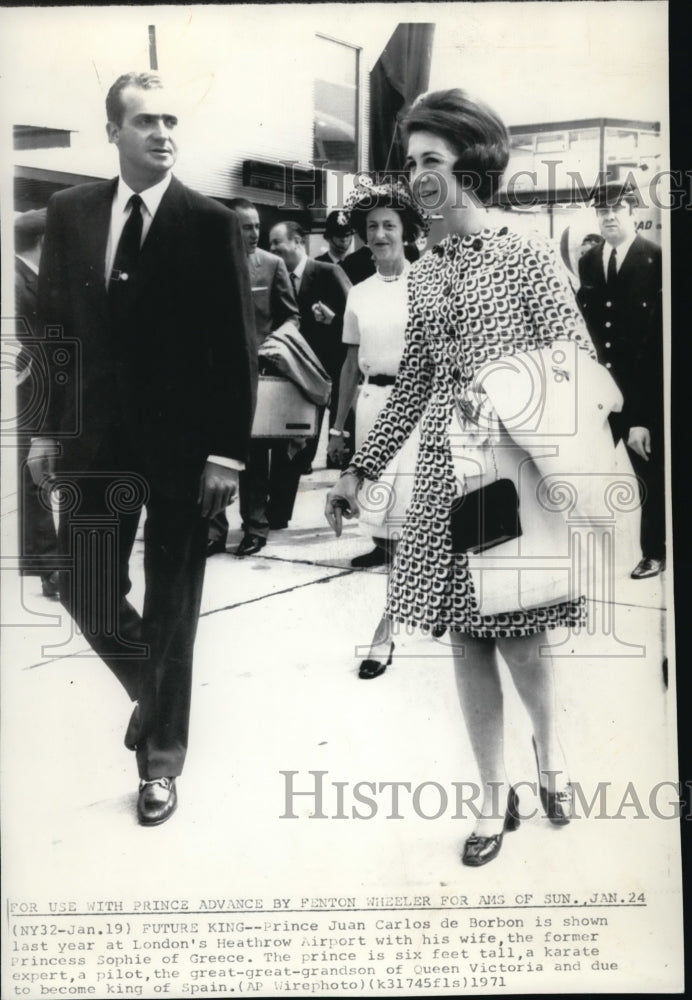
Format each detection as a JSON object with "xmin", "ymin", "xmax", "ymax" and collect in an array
[{"xmin": 577, "ymin": 234, "xmax": 662, "ymax": 436}]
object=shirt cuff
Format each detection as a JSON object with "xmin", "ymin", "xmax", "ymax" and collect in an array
[{"xmin": 208, "ymin": 455, "xmax": 245, "ymax": 471}]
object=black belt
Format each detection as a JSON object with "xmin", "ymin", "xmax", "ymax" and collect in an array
[{"xmin": 366, "ymin": 374, "xmax": 396, "ymax": 387}]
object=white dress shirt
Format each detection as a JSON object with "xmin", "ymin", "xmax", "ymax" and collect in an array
[
  {"xmin": 602, "ymin": 232, "xmax": 636, "ymax": 281},
  {"xmin": 289, "ymin": 253, "xmax": 308, "ymax": 293},
  {"xmin": 105, "ymin": 174, "xmax": 172, "ymax": 283}
]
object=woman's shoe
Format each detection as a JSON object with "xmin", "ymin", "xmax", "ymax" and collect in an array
[
  {"xmin": 358, "ymin": 641, "xmax": 394, "ymax": 679},
  {"xmin": 462, "ymin": 786, "xmax": 520, "ymax": 867},
  {"xmin": 532, "ymin": 736, "xmax": 572, "ymax": 825},
  {"xmin": 351, "ymin": 547, "xmax": 388, "ymax": 568}
]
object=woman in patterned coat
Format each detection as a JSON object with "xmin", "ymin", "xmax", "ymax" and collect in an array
[{"xmin": 325, "ymin": 89, "xmax": 597, "ymax": 867}]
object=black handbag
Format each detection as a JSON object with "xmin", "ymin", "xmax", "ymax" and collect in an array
[{"xmin": 450, "ymin": 477, "xmax": 522, "ymax": 554}]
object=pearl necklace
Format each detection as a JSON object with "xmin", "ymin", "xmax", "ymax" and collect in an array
[{"xmin": 376, "ymin": 269, "xmax": 405, "ymax": 283}]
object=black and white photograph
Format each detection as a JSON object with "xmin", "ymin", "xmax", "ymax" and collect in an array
[{"xmin": 0, "ymin": 2, "xmax": 682, "ymax": 996}]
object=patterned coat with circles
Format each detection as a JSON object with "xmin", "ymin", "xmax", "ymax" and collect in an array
[{"xmin": 351, "ymin": 226, "xmax": 597, "ymax": 638}]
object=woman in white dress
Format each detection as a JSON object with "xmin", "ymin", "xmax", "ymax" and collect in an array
[{"xmin": 327, "ymin": 180, "xmax": 429, "ymax": 678}]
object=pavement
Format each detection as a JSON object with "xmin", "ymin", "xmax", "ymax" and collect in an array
[{"xmin": 1, "ymin": 427, "xmax": 678, "ymax": 908}]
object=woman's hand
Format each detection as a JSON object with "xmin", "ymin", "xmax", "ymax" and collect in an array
[{"xmin": 325, "ymin": 470, "xmax": 361, "ymax": 536}]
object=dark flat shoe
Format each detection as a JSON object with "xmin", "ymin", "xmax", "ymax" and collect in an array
[
  {"xmin": 41, "ymin": 571, "xmax": 60, "ymax": 598},
  {"xmin": 630, "ymin": 557, "xmax": 665, "ymax": 579},
  {"xmin": 235, "ymin": 533, "xmax": 267, "ymax": 557},
  {"xmin": 532, "ymin": 736, "xmax": 572, "ymax": 825},
  {"xmin": 206, "ymin": 537, "xmax": 227, "ymax": 557},
  {"xmin": 462, "ymin": 786, "xmax": 520, "ymax": 867},
  {"xmin": 351, "ymin": 547, "xmax": 388, "ymax": 568},
  {"xmin": 137, "ymin": 777, "xmax": 177, "ymax": 826},
  {"xmin": 358, "ymin": 642, "xmax": 394, "ymax": 679}
]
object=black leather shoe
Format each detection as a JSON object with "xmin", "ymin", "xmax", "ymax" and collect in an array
[
  {"xmin": 206, "ymin": 537, "xmax": 227, "ymax": 557},
  {"xmin": 124, "ymin": 703, "xmax": 141, "ymax": 750},
  {"xmin": 630, "ymin": 557, "xmax": 665, "ymax": 579},
  {"xmin": 359, "ymin": 642, "xmax": 394, "ymax": 679},
  {"xmin": 462, "ymin": 786, "xmax": 520, "ymax": 867},
  {"xmin": 532, "ymin": 736, "xmax": 572, "ymax": 825},
  {"xmin": 351, "ymin": 547, "xmax": 388, "ymax": 568},
  {"xmin": 137, "ymin": 777, "xmax": 177, "ymax": 826},
  {"xmin": 41, "ymin": 571, "xmax": 60, "ymax": 599},
  {"xmin": 235, "ymin": 533, "xmax": 266, "ymax": 557}
]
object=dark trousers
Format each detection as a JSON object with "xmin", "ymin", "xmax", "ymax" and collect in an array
[
  {"xmin": 610, "ymin": 416, "xmax": 666, "ymax": 561},
  {"xmin": 298, "ymin": 398, "xmax": 356, "ymax": 470},
  {"xmin": 56, "ymin": 460, "xmax": 208, "ymax": 780},
  {"xmin": 208, "ymin": 438, "xmax": 303, "ymax": 542},
  {"xmin": 18, "ymin": 460, "xmax": 59, "ymax": 573},
  {"xmin": 630, "ymin": 443, "xmax": 666, "ymax": 560},
  {"xmin": 17, "ymin": 382, "xmax": 58, "ymax": 575}
]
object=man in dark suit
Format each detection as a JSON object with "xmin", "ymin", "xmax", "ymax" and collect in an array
[
  {"xmin": 268, "ymin": 221, "xmax": 351, "ymax": 519},
  {"xmin": 314, "ymin": 211, "xmax": 357, "ymax": 466},
  {"xmin": 15, "ymin": 209, "xmax": 60, "ymax": 598},
  {"xmin": 28, "ymin": 72, "xmax": 256, "ymax": 825},
  {"xmin": 207, "ymin": 197, "xmax": 300, "ymax": 557},
  {"xmin": 578, "ymin": 181, "xmax": 664, "ymax": 579}
]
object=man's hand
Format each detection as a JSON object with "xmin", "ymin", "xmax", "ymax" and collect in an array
[
  {"xmin": 312, "ymin": 300, "xmax": 335, "ymax": 325},
  {"xmin": 627, "ymin": 426, "xmax": 651, "ymax": 461},
  {"xmin": 325, "ymin": 470, "xmax": 361, "ymax": 537},
  {"xmin": 27, "ymin": 438, "xmax": 58, "ymax": 487},
  {"xmin": 198, "ymin": 462, "xmax": 239, "ymax": 518}
]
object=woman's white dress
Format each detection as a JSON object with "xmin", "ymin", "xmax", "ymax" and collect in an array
[{"xmin": 342, "ymin": 264, "xmax": 419, "ymax": 532}]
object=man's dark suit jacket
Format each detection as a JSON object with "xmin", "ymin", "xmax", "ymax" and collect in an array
[
  {"xmin": 38, "ymin": 175, "xmax": 257, "ymax": 491},
  {"xmin": 36, "ymin": 174, "xmax": 257, "ymax": 780},
  {"xmin": 294, "ymin": 257, "xmax": 351, "ymax": 384},
  {"xmin": 578, "ymin": 234, "xmax": 662, "ymax": 435}
]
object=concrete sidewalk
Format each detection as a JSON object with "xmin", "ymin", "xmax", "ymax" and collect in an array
[{"xmin": 2, "ymin": 442, "xmax": 676, "ymax": 904}]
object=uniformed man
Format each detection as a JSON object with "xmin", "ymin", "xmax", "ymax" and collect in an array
[{"xmin": 578, "ymin": 181, "xmax": 664, "ymax": 579}]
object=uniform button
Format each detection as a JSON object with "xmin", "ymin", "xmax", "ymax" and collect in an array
[
  {"xmin": 121, "ymin": 273, "xmax": 129, "ymax": 281},
  {"xmin": 598, "ymin": 403, "xmax": 604, "ymax": 409},
  {"xmin": 605, "ymin": 342, "xmax": 611, "ymax": 348},
  {"xmin": 605, "ymin": 321, "xmax": 611, "ymax": 328},
  {"xmin": 605, "ymin": 362, "xmax": 612, "ymax": 369},
  {"xmin": 642, "ymin": 301, "xmax": 647, "ymax": 307},
  {"xmin": 605, "ymin": 301, "xmax": 612, "ymax": 308}
]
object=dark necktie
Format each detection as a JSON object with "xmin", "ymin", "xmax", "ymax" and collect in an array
[
  {"xmin": 110, "ymin": 194, "xmax": 143, "ymax": 289},
  {"xmin": 606, "ymin": 246, "xmax": 617, "ymax": 287},
  {"xmin": 290, "ymin": 271, "xmax": 298, "ymax": 297}
]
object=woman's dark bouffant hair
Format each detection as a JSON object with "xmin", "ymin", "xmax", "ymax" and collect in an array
[
  {"xmin": 401, "ymin": 89, "xmax": 510, "ymax": 205},
  {"xmin": 348, "ymin": 195, "xmax": 423, "ymax": 245}
]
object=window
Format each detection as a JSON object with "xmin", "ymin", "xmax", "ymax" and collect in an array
[{"xmin": 313, "ymin": 35, "xmax": 359, "ymax": 173}]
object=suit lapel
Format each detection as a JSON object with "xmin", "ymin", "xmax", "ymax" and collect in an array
[
  {"xmin": 617, "ymin": 235, "xmax": 648, "ymax": 284},
  {"xmin": 78, "ymin": 180, "xmax": 117, "ymax": 318},
  {"xmin": 592, "ymin": 246, "xmax": 607, "ymax": 286},
  {"xmin": 82, "ymin": 179, "xmax": 116, "ymax": 276},
  {"xmin": 140, "ymin": 175, "xmax": 188, "ymax": 269},
  {"xmin": 299, "ymin": 258, "xmax": 315, "ymax": 304}
]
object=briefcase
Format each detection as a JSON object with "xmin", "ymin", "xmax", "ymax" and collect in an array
[{"xmin": 251, "ymin": 376, "xmax": 319, "ymax": 438}]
